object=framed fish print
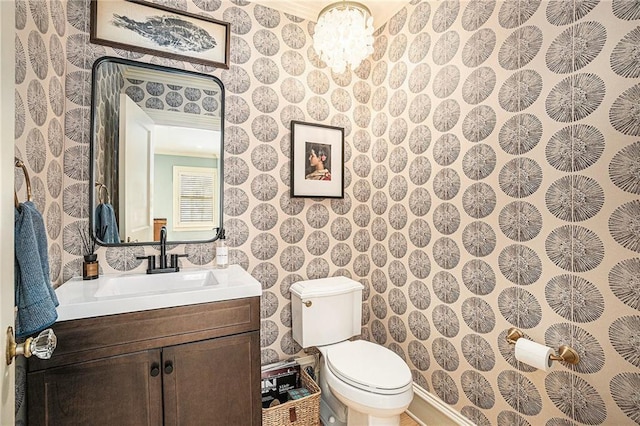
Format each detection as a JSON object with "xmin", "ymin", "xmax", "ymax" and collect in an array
[
  {"xmin": 90, "ymin": 0, "xmax": 230, "ymax": 69},
  {"xmin": 290, "ymin": 121, "xmax": 344, "ymax": 199}
]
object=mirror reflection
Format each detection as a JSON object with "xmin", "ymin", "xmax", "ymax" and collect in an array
[{"xmin": 91, "ymin": 57, "xmax": 224, "ymax": 245}]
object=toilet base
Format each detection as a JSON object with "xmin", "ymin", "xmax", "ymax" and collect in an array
[
  {"xmin": 317, "ymin": 347, "xmax": 412, "ymax": 426},
  {"xmin": 347, "ymin": 407, "xmax": 401, "ymax": 426},
  {"xmin": 320, "ymin": 398, "xmax": 346, "ymax": 426}
]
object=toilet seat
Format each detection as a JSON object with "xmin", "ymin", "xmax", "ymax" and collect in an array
[{"xmin": 325, "ymin": 340, "xmax": 413, "ymax": 395}]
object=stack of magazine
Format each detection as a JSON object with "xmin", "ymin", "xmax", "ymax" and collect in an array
[{"xmin": 261, "ymin": 359, "xmax": 301, "ymax": 408}]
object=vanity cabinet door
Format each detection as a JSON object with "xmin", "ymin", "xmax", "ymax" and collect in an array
[
  {"xmin": 162, "ymin": 331, "xmax": 261, "ymax": 426},
  {"xmin": 28, "ymin": 349, "xmax": 163, "ymax": 426}
]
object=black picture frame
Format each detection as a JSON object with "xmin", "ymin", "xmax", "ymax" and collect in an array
[
  {"xmin": 290, "ymin": 121, "xmax": 344, "ymax": 198},
  {"xmin": 90, "ymin": 0, "xmax": 230, "ymax": 69}
]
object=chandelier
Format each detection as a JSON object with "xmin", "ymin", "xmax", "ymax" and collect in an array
[{"xmin": 313, "ymin": 1, "xmax": 374, "ymax": 74}]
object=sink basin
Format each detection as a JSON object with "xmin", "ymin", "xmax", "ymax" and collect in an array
[
  {"xmin": 55, "ymin": 265, "xmax": 261, "ymax": 322},
  {"xmin": 93, "ymin": 269, "xmax": 219, "ymax": 299}
]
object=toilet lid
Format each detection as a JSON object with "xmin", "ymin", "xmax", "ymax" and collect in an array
[{"xmin": 326, "ymin": 340, "xmax": 412, "ymax": 395}]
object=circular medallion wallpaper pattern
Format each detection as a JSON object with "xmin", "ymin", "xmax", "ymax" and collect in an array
[{"xmin": 11, "ymin": 0, "xmax": 639, "ymax": 424}]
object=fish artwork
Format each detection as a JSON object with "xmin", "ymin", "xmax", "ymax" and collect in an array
[{"xmin": 111, "ymin": 14, "xmax": 217, "ymax": 53}]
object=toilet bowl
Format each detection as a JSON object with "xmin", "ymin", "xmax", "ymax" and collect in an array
[
  {"xmin": 318, "ymin": 340, "xmax": 414, "ymax": 426},
  {"xmin": 290, "ymin": 277, "xmax": 414, "ymax": 426}
]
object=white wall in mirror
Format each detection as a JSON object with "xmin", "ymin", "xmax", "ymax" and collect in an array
[{"xmin": 154, "ymin": 126, "xmax": 221, "ymax": 157}]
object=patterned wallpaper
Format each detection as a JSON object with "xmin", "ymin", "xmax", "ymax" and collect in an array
[
  {"xmin": 14, "ymin": 0, "xmax": 66, "ymax": 286},
  {"xmin": 93, "ymin": 61, "xmax": 122, "ymax": 213},
  {"xmin": 14, "ymin": 0, "xmax": 640, "ymax": 424}
]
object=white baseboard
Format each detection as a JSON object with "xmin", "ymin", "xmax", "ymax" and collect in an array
[
  {"xmin": 296, "ymin": 353, "xmax": 318, "ymax": 370},
  {"xmin": 406, "ymin": 385, "xmax": 475, "ymax": 426}
]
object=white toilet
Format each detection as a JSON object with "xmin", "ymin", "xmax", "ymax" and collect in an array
[{"xmin": 291, "ymin": 277, "xmax": 414, "ymax": 426}]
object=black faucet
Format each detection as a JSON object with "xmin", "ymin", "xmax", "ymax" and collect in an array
[
  {"xmin": 136, "ymin": 226, "xmax": 188, "ymax": 274},
  {"xmin": 159, "ymin": 226, "xmax": 168, "ymax": 269}
]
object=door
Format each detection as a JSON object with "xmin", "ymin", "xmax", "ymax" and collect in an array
[
  {"xmin": 162, "ymin": 332, "xmax": 262, "ymax": 426},
  {"xmin": 1, "ymin": 1, "xmax": 16, "ymax": 424},
  {"xmin": 119, "ymin": 94, "xmax": 155, "ymax": 242},
  {"xmin": 28, "ymin": 350, "xmax": 163, "ymax": 426}
]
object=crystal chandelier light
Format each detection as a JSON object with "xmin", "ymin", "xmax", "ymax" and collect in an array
[{"xmin": 313, "ymin": 1, "xmax": 374, "ymax": 74}]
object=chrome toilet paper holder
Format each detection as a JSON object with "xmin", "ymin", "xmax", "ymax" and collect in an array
[{"xmin": 506, "ymin": 327, "xmax": 580, "ymax": 365}]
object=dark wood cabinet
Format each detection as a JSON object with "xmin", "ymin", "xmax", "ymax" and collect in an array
[
  {"xmin": 27, "ymin": 297, "xmax": 261, "ymax": 426},
  {"xmin": 163, "ymin": 333, "xmax": 259, "ymax": 425},
  {"xmin": 28, "ymin": 350, "xmax": 163, "ymax": 425}
]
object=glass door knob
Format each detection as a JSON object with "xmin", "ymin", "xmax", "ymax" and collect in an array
[{"xmin": 6, "ymin": 326, "xmax": 57, "ymax": 365}]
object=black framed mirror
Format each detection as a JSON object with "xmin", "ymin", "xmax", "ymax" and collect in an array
[{"xmin": 90, "ymin": 56, "xmax": 224, "ymax": 246}]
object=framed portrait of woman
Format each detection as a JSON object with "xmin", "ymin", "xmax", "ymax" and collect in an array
[{"xmin": 290, "ymin": 121, "xmax": 344, "ymax": 198}]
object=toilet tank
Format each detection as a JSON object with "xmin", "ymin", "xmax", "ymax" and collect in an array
[{"xmin": 291, "ymin": 277, "xmax": 363, "ymax": 348}]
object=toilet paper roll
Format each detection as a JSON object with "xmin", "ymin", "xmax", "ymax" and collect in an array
[{"xmin": 514, "ymin": 338, "xmax": 554, "ymax": 371}]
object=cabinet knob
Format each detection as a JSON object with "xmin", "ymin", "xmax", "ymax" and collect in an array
[
  {"xmin": 164, "ymin": 361, "xmax": 173, "ymax": 374},
  {"xmin": 150, "ymin": 363, "xmax": 160, "ymax": 377}
]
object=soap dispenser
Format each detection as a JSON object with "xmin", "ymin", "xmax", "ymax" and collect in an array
[{"xmin": 215, "ymin": 228, "xmax": 228, "ymax": 269}]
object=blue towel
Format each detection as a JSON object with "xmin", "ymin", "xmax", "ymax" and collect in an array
[
  {"xmin": 14, "ymin": 201, "xmax": 58, "ymax": 338},
  {"xmin": 95, "ymin": 203, "xmax": 120, "ymax": 244}
]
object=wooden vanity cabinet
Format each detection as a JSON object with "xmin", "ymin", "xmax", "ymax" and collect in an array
[
  {"xmin": 27, "ymin": 297, "xmax": 261, "ymax": 426},
  {"xmin": 28, "ymin": 349, "xmax": 164, "ymax": 425}
]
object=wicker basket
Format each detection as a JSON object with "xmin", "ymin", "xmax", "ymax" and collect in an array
[{"xmin": 262, "ymin": 369, "xmax": 321, "ymax": 426}]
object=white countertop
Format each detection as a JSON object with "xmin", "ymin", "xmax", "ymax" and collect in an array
[{"xmin": 55, "ymin": 264, "xmax": 261, "ymax": 322}]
